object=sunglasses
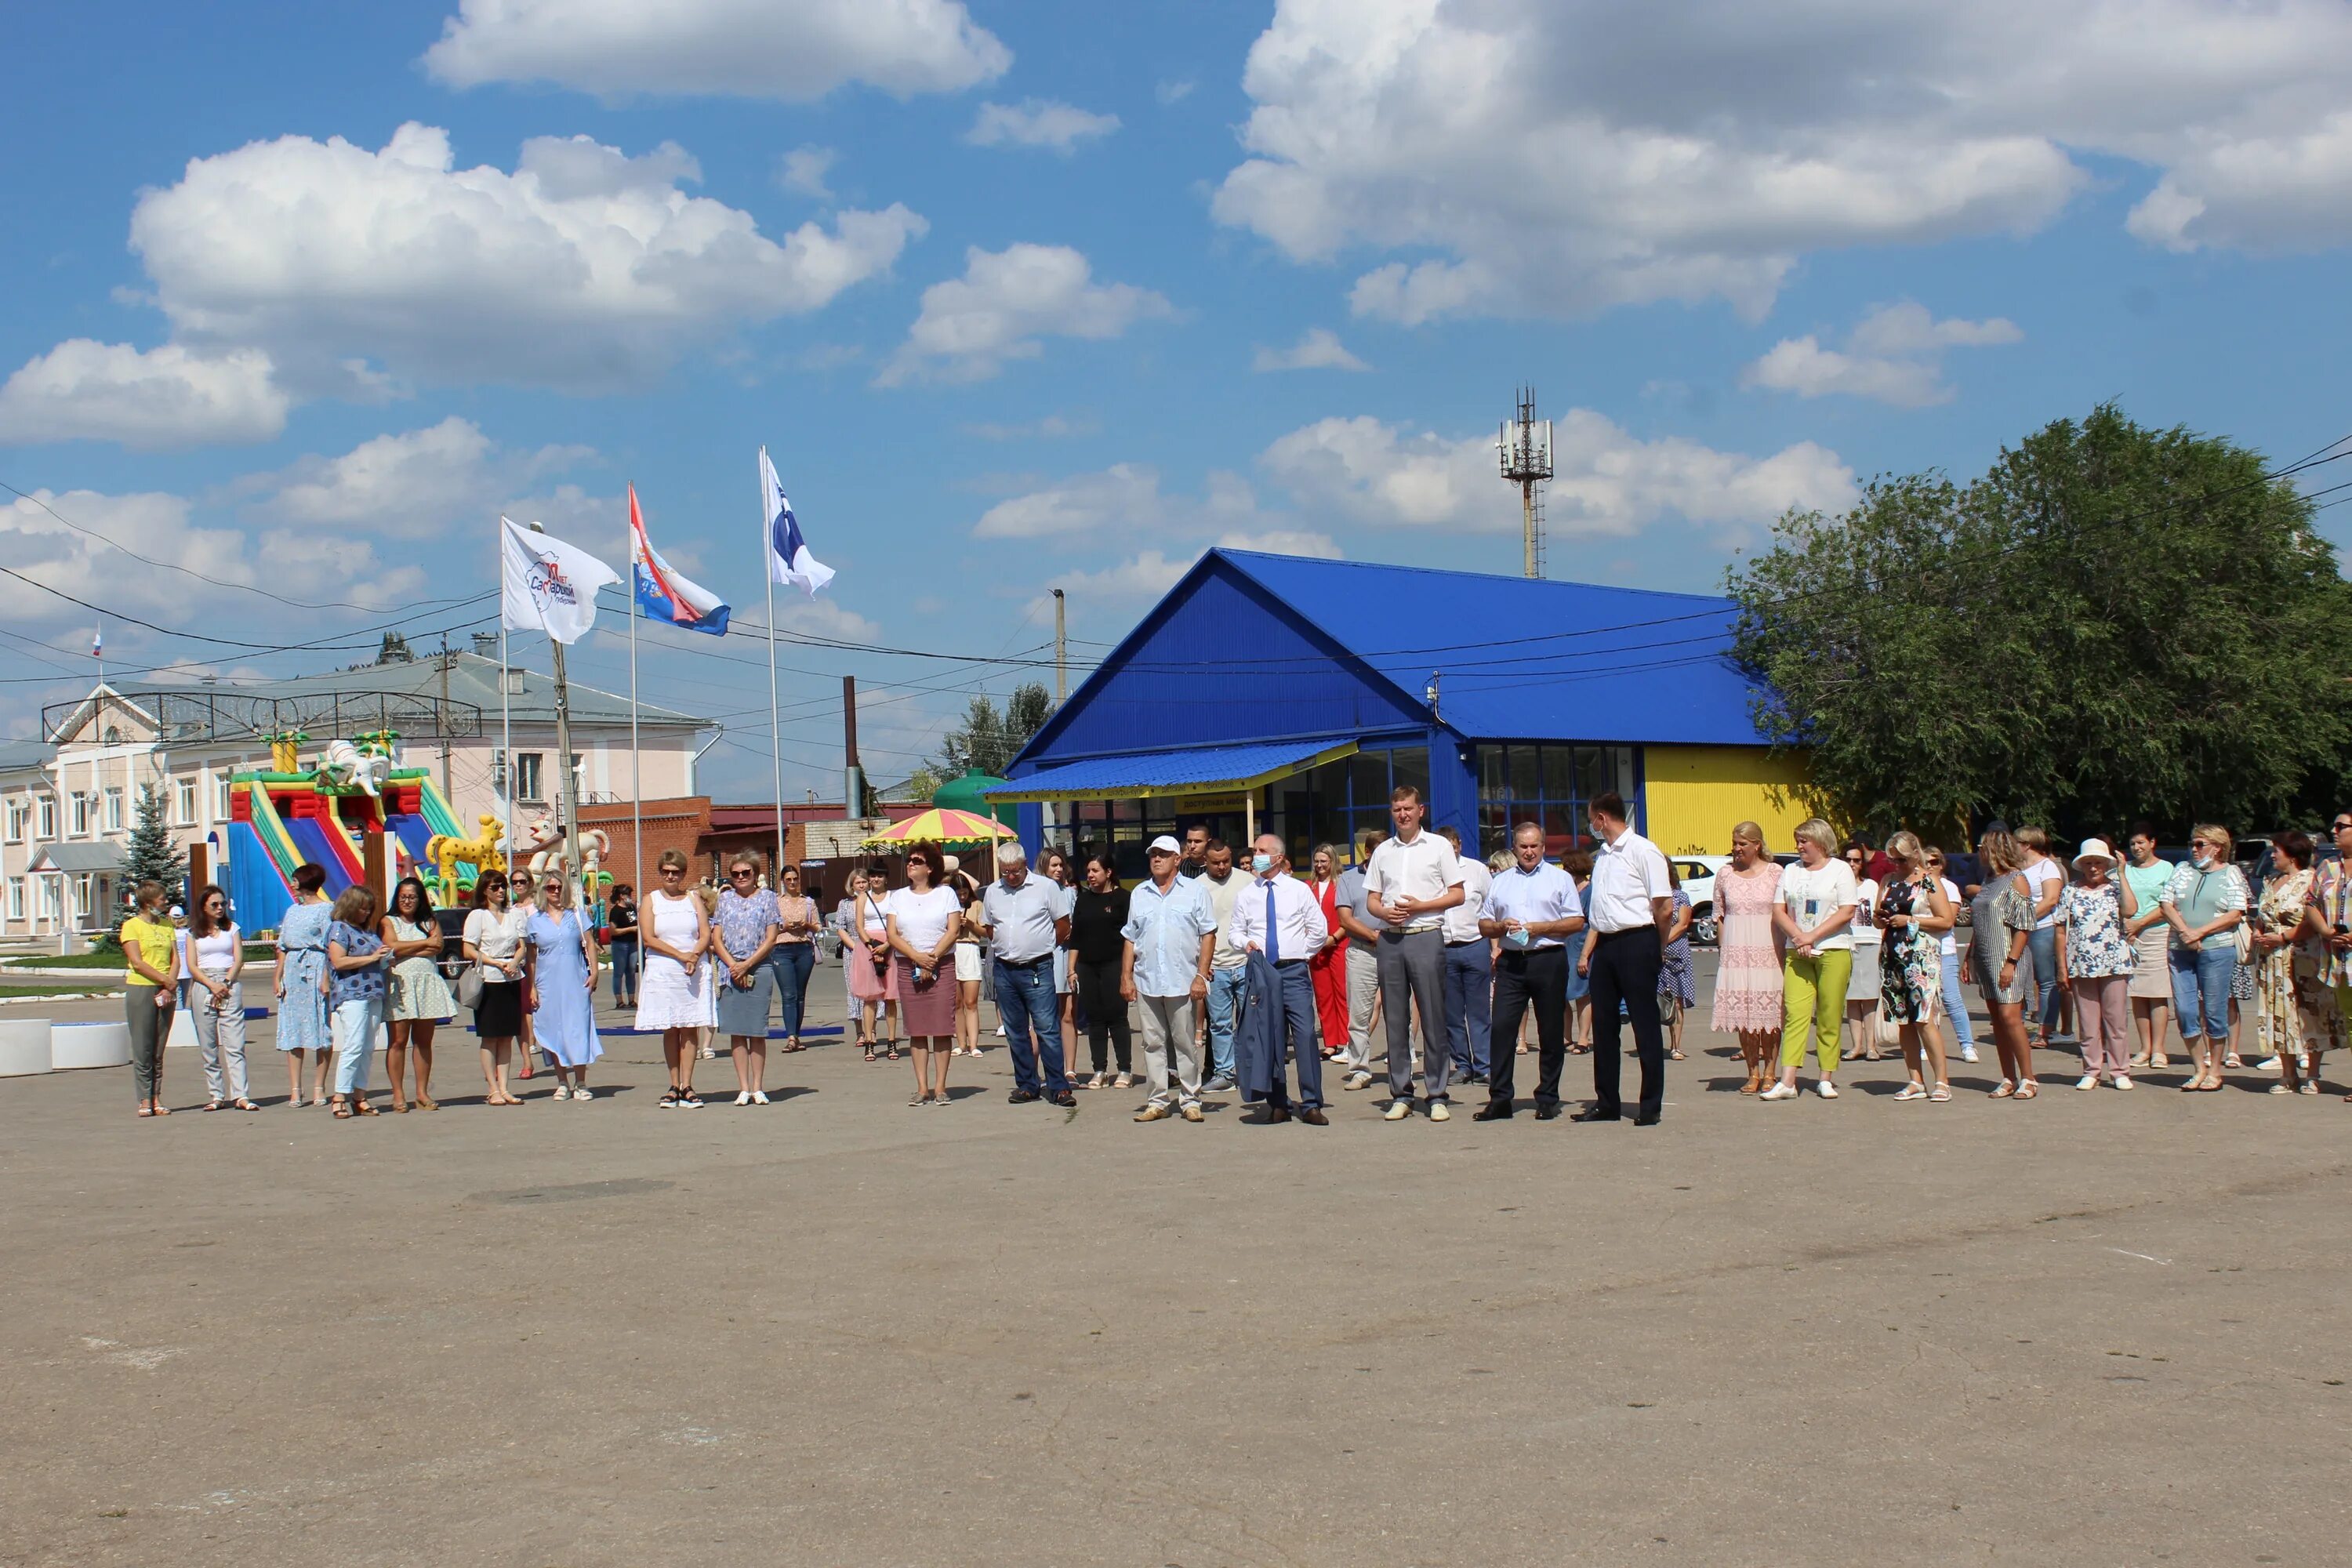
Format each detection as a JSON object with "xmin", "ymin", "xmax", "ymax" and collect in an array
[
  {"xmin": 731, "ymin": 869, "xmax": 757, "ymax": 879},
  {"xmin": 2334, "ymin": 820, "xmax": 2352, "ymax": 833}
]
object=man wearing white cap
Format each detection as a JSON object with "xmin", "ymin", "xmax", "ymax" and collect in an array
[{"xmin": 1120, "ymin": 836, "xmax": 1218, "ymax": 1121}]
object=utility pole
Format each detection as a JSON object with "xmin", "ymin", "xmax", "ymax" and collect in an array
[
  {"xmin": 842, "ymin": 675, "xmax": 864, "ymax": 821},
  {"xmin": 1052, "ymin": 587, "xmax": 1067, "ymax": 706},
  {"xmin": 437, "ymin": 641, "xmax": 454, "ymax": 796},
  {"xmin": 528, "ymin": 521, "xmax": 584, "ymax": 894}
]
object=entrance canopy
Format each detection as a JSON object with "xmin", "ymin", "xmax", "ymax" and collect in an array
[{"xmin": 985, "ymin": 739, "xmax": 1358, "ymax": 805}]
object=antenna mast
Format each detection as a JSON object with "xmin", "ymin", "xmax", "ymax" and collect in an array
[{"xmin": 1497, "ymin": 386, "xmax": 1554, "ymax": 579}]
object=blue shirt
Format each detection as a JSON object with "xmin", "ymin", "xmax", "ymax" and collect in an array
[
  {"xmin": 1119, "ymin": 876, "xmax": 1218, "ymax": 997},
  {"xmin": 1482, "ymin": 861, "xmax": 1584, "ymax": 949},
  {"xmin": 1334, "ymin": 864, "xmax": 1372, "ymax": 937},
  {"xmin": 982, "ymin": 876, "xmax": 1063, "ymax": 963},
  {"xmin": 326, "ymin": 919, "xmax": 388, "ymax": 1006}
]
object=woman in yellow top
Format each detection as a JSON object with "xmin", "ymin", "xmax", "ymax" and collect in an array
[{"xmin": 121, "ymin": 880, "xmax": 179, "ymax": 1116}]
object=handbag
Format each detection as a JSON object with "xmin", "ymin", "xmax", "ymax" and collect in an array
[
  {"xmin": 456, "ymin": 964, "xmax": 485, "ymax": 1009},
  {"xmin": 2227, "ymin": 868, "xmax": 2255, "ymax": 963}
]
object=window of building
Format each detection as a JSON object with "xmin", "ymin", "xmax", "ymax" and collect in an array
[
  {"xmin": 215, "ymin": 775, "xmax": 232, "ymax": 819},
  {"xmin": 514, "ymin": 752, "xmax": 544, "ymax": 801},
  {"xmin": 70, "ymin": 793, "xmax": 91, "ymax": 837},
  {"xmin": 104, "ymin": 788, "xmax": 125, "ymax": 833},
  {"xmin": 5, "ymin": 877, "xmax": 23, "ymax": 922},
  {"xmin": 37, "ymin": 795, "xmax": 57, "ymax": 839},
  {"xmin": 39, "ymin": 877, "xmax": 60, "ymax": 924},
  {"xmin": 74, "ymin": 873, "xmax": 95, "ymax": 922},
  {"xmin": 4, "ymin": 800, "xmax": 24, "ymax": 843},
  {"xmin": 1475, "ymin": 743, "xmax": 1639, "ymax": 857},
  {"xmin": 175, "ymin": 781, "xmax": 196, "ymax": 825}
]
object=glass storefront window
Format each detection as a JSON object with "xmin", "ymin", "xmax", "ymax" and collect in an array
[
  {"xmin": 1389, "ymin": 746, "xmax": 1429, "ymax": 801},
  {"xmin": 1508, "ymin": 744, "xmax": 1540, "ymax": 803}
]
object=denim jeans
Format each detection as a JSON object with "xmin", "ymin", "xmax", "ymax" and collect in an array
[
  {"xmin": 608, "ymin": 936, "xmax": 639, "ymax": 1005},
  {"xmin": 994, "ymin": 958, "xmax": 1068, "ymax": 1096},
  {"xmin": 768, "ymin": 943, "xmax": 815, "ymax": 1038},
  {"xmin": 332, "ymin": 996, "xmax": 385, "ymax": 1094},
  {"xmin": 1442, "ymin": 939, "xmax": 1493, "ymax": 1077},
  {"xmin": 1937, "ymin": 948, "xmax": 1976, "ymax": 1048},
  {"xmin": 2027, "ymin": 924, "xmax": 2061, "ymax": 1035},
  {"xmin": 2168, "ymin": 944, "xmax": 2234, "ymax": 1041},
  {"xmin": 1206, "ymin": 966, "xmax": 1247, "ymax": 1080}
]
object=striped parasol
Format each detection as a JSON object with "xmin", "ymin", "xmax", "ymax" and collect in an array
[{"xmin": 859, "ymin": 807, "xmax": 1018, "ymax": 848}]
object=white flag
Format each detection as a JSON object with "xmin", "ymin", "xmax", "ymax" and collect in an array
[
  {"xmin": 761, "ymin": 447, "xmax": 834, "ymax": 596},
  {"xmin": 500, "ymin": 515, "xmax": 619, "ymax": 645}
]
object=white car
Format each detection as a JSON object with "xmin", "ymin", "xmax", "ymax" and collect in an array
[{"xmin": 1669, "ymin": 855, "xmax": 1731, "ymax": 946}]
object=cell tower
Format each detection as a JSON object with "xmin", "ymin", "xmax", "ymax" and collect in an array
[{"xmin": 1497, "ymin": 386, "xmax": 1554, "ymax": 579}]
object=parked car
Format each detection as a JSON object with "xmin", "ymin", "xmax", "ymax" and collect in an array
[{"xmin": 1670, "ymin": 855, "xmax": 1731, "ymax": 946}]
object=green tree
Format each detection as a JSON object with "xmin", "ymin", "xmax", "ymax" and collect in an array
[
  {"xmin": 377, "ymin": 631, "xmax": 414, "ymax": 664},
  {"xmin": 1730, "ymin": 405, "xmax": 2352, "ymax": 837},
  {"xmin": 899, "ymin": 764, "xmax": 943, "ymax": 804},
  {"xmin": 935, "ymin": 681, "xmax": 1053, "ymax": 777},
  {"xmin": 118, "ymin": 785, "xmax": 187, "ymax": 907}
]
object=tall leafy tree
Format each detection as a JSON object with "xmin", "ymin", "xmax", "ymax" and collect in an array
[
  {"xmin": 935, "ymin": 681, "xmax": 1054, "ymax": 777},
  {"xmin": 1730, "ymin": 405, "xmax": 2352, "ymax": 837}
]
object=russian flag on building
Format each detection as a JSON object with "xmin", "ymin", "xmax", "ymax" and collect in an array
[{"xmin": 628, "ymin": 485, "xmax": 730, "ymax": 636}]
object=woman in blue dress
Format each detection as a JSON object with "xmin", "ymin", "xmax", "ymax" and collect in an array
[
  {"xmin": 270, "ymin": 863, "xmax": 334, "ymax": 1107},
  {"xmin": 524, "ymin": 869, "xmax": 604, "ymax": 1101}
]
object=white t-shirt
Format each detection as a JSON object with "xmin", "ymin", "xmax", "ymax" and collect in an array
[
  {"xmin": 1442, "ymin": 858, "xmax": 1492, "ymax": 943},
  {"xmin": 1780, "ymin": 860, "xmax": 1860, "ymax": 951},
  {"xmin": 190, "ymin": 924, "xmax": 241, "ymax": 971},
  {"xmin": 1937, "ymin": 877, "xmax": 1962, "ymax": 956},
  {"xmin": 884, "ymin": 885, "xmax": 961, "ymax": 954},
  {"xmin": 1850, "ymin": 878, "xmax": 1882, "ymax": 948},
  {"xmin": 2022, "ymin": 858, "xmax": 2062, "ymax": 930}
]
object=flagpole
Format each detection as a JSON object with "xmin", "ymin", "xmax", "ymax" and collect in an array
[
  {"xmin": 628, "ymin": 521, "xmax": 644, "ymax": 923},
  {"xmin": 762, "ymin": 446, "xmax": 786, "ymax": 883}
]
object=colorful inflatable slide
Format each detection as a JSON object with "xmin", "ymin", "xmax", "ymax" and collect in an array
[{"xmin": 224, "ymin": 768, "xmax": 470, "ymax": 932}]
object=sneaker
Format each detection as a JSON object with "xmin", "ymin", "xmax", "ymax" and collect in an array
[
  {"xmin": 2258, "ymin": 1055, "xmax": 2282, "ymax": 1073},
  {"xmin": 1202, "ymin": 1075, "xmax": 1236, "ymax": 1094},
  {"xmin": 1428, "ymin": 1100, "xmax": 1451, "ymax": 1122},
  {"xmin": 751, "ymin": 1091, "xmax": 770, "ymax": 1105},
  {"xmin": 571, "ymin": 1085, "xmax": 593, "ymax": 1102},
  {"xmin": 735, "ymin": 1091, "xmax": 753, "ymax": 1106},
  {"xmin": 1957, "ymin": 1045, "xmax": 1980, "ymax": 1064},
  {"xmin": 2299, "ymin": 1080, "xmax": 2320, "ymax": 1095},
  {"xmin": 1384, "ymin": 1098, "xmax": 1413, "ymax": 1121},
  {"xmin": 1815, "ymin": 1080, "xmax": 1838, "ymax": 1099},
  {"xmin": 1343, "ymin": 1069, "xmax": 1373, "ymax": 1091},
  {"xmin": 1179, "ymin": 1102, "xmax": 1204, "ymax": 1122},
  {"xmin": 550, "ymin": 1083, "xmax": 571, "ymax": 1101},
  {"xmin": 2076, "ymin": 1073, "xmax": 2100, "ymax": 1091},
  {"xmin": 1759, "ymin": 1082, "xmax": 1796, "ymax": 1102},
  {"xmin": 2113, "ymin": 1074, "xmax": 2134, "ymax": 1091}
]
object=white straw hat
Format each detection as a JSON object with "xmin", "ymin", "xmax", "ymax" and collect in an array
[{"xmin": 2072, "ymin": 837, "xmax": 2116, "ymax": 869}]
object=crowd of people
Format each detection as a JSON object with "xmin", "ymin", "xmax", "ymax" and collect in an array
[{"xmin": 110, "ymin": 797, "xmax": 2352, "ymax": 1124}]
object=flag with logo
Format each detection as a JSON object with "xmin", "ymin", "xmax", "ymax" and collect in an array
[
  {"xmin": 626, "ymin": 485, "xmax": 729, "ymax": 636},
  {"xmin": 499, "ymin": 515, "xmax": 619, "ymax": 645},
  {"xmin": 761, "ymin": 446, "xmax": 834, "ymax": 596}
]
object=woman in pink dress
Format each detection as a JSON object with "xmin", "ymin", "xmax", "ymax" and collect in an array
[{"xmin": 1708, "ymin": 821, "xmax": 1786, "ymax": 1094}]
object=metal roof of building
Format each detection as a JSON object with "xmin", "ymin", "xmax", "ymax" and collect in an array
[
  {"xmin": 0, "ymin": 739, "xmax": 56, "ymax": 774},
  {"xmin": 109, "ymin": 652, "xmax": 707, "ymax": 731}
]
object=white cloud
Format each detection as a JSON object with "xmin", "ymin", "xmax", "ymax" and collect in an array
[
  {"xmin": 965, "ymin": 99, "xmax": 1121, "ymax": 153},
  {"xmin": 1260, "ymin": 412, "xmax": 1855, "ymax": 539},
  {"xmin": 0, "ymin": 340, "xmax": 289, "ymax": 448},
  {"xmin": 975, "ymin": 463, "xmax": 1162, "ymax": 539},
  {"xmin": 776, "ymin": 144, "xmax": 837, "ymax": 198},
  {"xmin": 880, "ymin": 244, "xmax": 1171, "ymax": 385},
  {"xmin": 1744, "ymin": 301, "xmax": 2023, "ymax": 407},
  {"xmin": 1251, "ymin": 326, "xmax": 1370, "ymax": 373},
  {"xmin": 1213, "ymin": 0, "xmax": 2352, "ymax": 325},
  {"xmin": 1055, "ymin": 550, "xmax": 1193, "ymax": 601},
  {"xmin": 769, "ymin": 593, "xmax": 881, "ymax": 644},
  {"xmin": 423, "ymin": 0, "xmax": 1009, "ymax": 101},
  {"xmin": 960, "ymin": 413, "xmax": 1095, "ymax": 441},
  {"xmin": 129, "ymin": 123, "xmax": 926, "ymax": 393},
  {"xmin": 1156, "ymin": 79, "xmax": 1196, "ymax": 106},
  {"xmin": 1215, "ymin": 528, "xmax": 1341, "ymax": 558},
  {"xmin": 248, "ymin": 416, "xmax": 597, "ymax": 532}
]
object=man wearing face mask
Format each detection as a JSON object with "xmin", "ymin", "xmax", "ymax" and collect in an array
[{"xmin": 1228, "ymin": 833, "xmax": 1331, "ymax": 1123}]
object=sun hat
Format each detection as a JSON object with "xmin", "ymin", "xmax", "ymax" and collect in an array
[{"xmin": 2072, "ymin": 837, "xmax": 2117, "ymax": 870}]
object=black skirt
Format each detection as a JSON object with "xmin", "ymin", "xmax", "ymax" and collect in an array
[{"xmin": 474, "ymin": 980, "xmax": 524, "ymax": 1037}]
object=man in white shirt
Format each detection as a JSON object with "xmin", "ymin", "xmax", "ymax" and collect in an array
[
  {"xmin": 1197, "ymin": 840, "xmax": 1246, "ymax": 1094},
  {"xmin": 1365, "ymin": 784, "xmax": 1465, "ymax": 1122},
  {"xmin": 1475, "ymin": 822, "xmax": 1585, "ymax": 1120},
  {"xmin": 1229, "ymin": 833, "xmax": 1332, "ymax": 1124},
  {"xmin": 1573, "ymin": 790, "xmax": 1674, "ymax": 1126},
  {"xmin": 1438, "ymin": 826, "xmax": 1494, "ymax": 1087}
]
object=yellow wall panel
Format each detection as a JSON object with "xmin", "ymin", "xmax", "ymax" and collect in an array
[{"xmin": 1642, "ymin": 745, "xmax": 1824, "ymax": 856}]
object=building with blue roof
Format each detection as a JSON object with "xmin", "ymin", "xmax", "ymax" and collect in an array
[{"xmin": 989, "ymin": 549, "xmax": 1817, "ymax": 869}]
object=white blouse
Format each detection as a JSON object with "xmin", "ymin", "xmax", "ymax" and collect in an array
[{"xmin": 464, "ymin": 906, "xmax": 529, "ymax": 982}]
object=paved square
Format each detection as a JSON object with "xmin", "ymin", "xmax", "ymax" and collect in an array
[{"xmin": 4, "ymin": 965, "xmax": 2347, "ymax": 1566}]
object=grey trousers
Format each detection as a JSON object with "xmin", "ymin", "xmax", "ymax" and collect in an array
[
  {"xmin": 1136, "ymin": 993, "xmax": 1201, "ymax": 1108},
  {"xmin": 1377, "ymin": 928, "xmax": 1451, "ymax": 1100},
  {"xmin": 192, "ymin": 968, "xmax": 249, "ymax": 1103},
  {"xmin": 126, "ymin": 987, "xmax": 170, "ymax": 1102},
  {"xmin": 1340, "ymin": 945, "xmax": 1380, "ymax": 1069}
]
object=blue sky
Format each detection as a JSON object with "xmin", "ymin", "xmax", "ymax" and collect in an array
[{"xmin": 5, "ymin": 1, "xmax": 2350, "ymax": 797}]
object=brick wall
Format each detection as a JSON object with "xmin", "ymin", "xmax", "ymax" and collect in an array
[{"xmin": 581, "ymin": 797, "xmax": 710, "ymax": 894}]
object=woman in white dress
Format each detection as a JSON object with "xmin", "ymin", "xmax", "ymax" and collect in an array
[{"xmin": 633, "ymin": 849, "xmax": 711, "ymax": 1102}]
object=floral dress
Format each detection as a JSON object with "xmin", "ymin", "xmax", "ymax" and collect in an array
[
  {"xmin": 2056, "ymin": 881, "xmax": 2135, "ymax": 978},
  {"xmin": 1878, "ymin": 876, "xmax": 1942, "ymax": 1024},
  {"xmin": 1707, "ymin": 861, "xmax": 1784, "ymax": 1033},
  {"xmin": 1657, "ymin": 887, "xmax": 1696, "ymax": 1008},
  {"xmin": 2255, "ymin": 867, "xmax": 2343, "ymax": 1059}
]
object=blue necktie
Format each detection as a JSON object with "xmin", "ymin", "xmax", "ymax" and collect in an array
[{"xmin": 1265, "ymin": 884, "xmax": 1279, "ymax": 964}]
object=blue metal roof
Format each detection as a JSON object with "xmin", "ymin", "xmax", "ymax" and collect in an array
[
  {"xmin": 1014, "ymin": 550, "xmax": 1769, "ymax": 769},
  {"xmin": 988, "ymin": 738, "xmax": 1357, "ymax": 800},
  {"xmin": 1221, "ymin": 551, "xmax": 1764, "ymax": 745}
]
